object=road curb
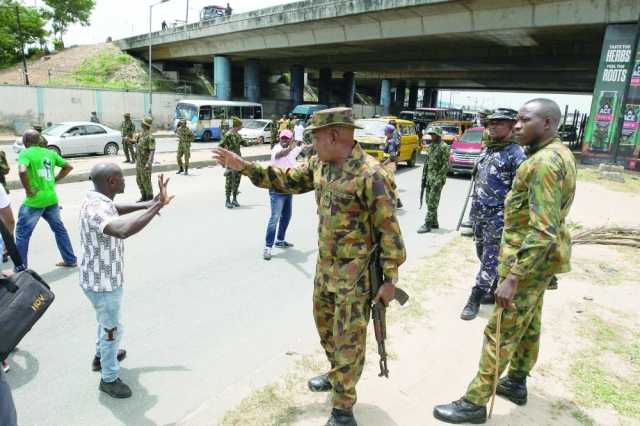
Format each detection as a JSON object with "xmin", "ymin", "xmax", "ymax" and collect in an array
[
  {"xmin": 0, "ymin": 133, "xmax": 177, "ymax": 146},
  {"xmin": 5, "ymin": 153, "xmax": 271, "ymax": 190}
]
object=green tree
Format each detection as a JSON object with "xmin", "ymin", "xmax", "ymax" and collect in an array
[
  {"xmin": 43, "ymin": 0, "xmax": 95, "ymax": 48},
  {"xmin": 0, "ymin": 1, "xmax": 48, "ymax": 67}
]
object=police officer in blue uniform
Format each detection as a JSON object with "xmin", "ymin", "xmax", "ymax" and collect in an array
[{"xmin": 461, "ymin": 108, "xmax": 526, "ymax": 321}]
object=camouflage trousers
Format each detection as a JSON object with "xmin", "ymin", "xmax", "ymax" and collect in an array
[
  {"xmin": 472, "ymin": 216, "xmax": 503, "ymax": 293},
  {"xmin": 123, "ymin": 141, "xmax": 136, "ymax": 162},
  {"xmin": 136, "ymin": 165, "xmax": 153, "ymax": 200},
  {"xmin": 225, "ymin": 171, "xmax": 241, "ymax": 198},
  {"xmin": 382, "ymin": 162, "xmax": 400, "ymax": 202},
  {"xmin": 424, "ymin": 180, "xmax": 445, "ymax": 226},
  {"xmin": 464, "ymin": 275, "xmax": 550, "ymax": 405},
  {"xmin": 313, "ymin": 281, "xmax": 370, "ymax": 410},
  {"xmin": 177, "ymin": 142, "xmax": 191, "ymax": 169}
]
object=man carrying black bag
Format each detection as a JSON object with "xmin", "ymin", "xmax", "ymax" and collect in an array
[{"xmin": 79, "ymin": 164, "xmax": 174, "ymax": 399}]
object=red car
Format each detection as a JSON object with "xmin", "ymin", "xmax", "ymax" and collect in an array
[{"xmin": 448, "ymin": 127, "xmax": 486, "ymax": 175}]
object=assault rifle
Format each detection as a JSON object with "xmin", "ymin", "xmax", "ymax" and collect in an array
[{"xmin": 419, "ymin": 160, "xmax": 428, "ymax": 209}]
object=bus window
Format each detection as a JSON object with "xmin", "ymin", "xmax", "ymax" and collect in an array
[
  {"xmin": 240, "ymin": 106, "xmax": 253, "ymax": 119},
  {"xmin": 176, "ymin": 103, "xmax": 197, "ymax": 121},
  {"xmin": 254, "ymin": 106, "xmax": 262, "ymax": 119},
  {"xmin": 230, "ymin": 106, "xmax": 242, "ymax": 118},
  {"xmin": 213, "ymin": 106, "xmax": 227, "ymax": 119},
  {"xmin": 199, "ymin": 106, "xmax": 212, "ymax": 120}
]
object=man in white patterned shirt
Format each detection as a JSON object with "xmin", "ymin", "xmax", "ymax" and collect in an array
[{"xmin": 80, "ymin": 163, "xmax": 174, "ymax": 399}]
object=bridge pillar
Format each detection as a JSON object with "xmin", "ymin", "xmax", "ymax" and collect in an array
[
  {"xmin": 380, "ymin": 79, "xmax": 391, "ymax": 116},
  {"xmin": 290, "ymin": 65, "xmax": 305, "ymax": 107},
  {"xmin": 395, "ymin": 81, "xmax": 406, "ymax": 112},
  {"xmin": 430, "ymin": 89, "xmax": 439, "ymax": 108},
  {"xmin": 244, "ymin": 59, "xmax": 261, "ymax": 103},
  {"xmin": 213, "ymin": 56, "xmax": 231, "ymax": 100},
  {"xmin": 343, "ymin": 72, "xmax": 355, "ymax": 107},
  {"xmin": 319, "ymin": 68, "xmax": 331, "ymax": 106},
  {"xmin": 408, "ymin": 84, "xmax": 418, "ymax": 110}
]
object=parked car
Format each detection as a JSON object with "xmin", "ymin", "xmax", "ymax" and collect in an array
[
  {"xmin": 355, "ymin": 118, "xmax": 420, "ymax": 167},
  {"xmin": 422, "ymin": 120, "xmax": 475, "ymax": 144},
  {"xmin": 13, "ymin": 122, "xmax": 121, "ymax": 157},
  {"xmin": 291, "ymin": 104, "xmax": 328, "ymax": 121},
  {"xmin": 238, "ymin": 119, "xmax": 274, "ymax": 145},
  {"xmin": 449, "ymin": 127, "xmax": 486, "ymax": 175}
]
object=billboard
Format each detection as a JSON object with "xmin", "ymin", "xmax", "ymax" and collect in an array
[{"xmin": 582, "ymin": 24, "xmax": 640, "ymax": 170}]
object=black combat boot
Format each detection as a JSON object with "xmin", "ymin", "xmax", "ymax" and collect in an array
[
  {"xmin": 225, "ymin": 197, "xmax": 233, "ymax": 209},
  {"xmin": 184, "ymin": 167, "xmax": 189, "ymax": 175},
  {"xmin": 417, "ymin": 223, "xmax": 432, "ymax": 234},
  {"xmin": 307, "ymin": 374, "xmax": 332, "ymax": 392},
  {"xmin": 432, "ymin": 222, "xmax": 439, "ymax": 229},
  {"xmin": 232, "ymin": 197, "xmax": 240, "ymax": 208},
  {"xmin": 480, "ymin": 290, "xmax": 495, "ymax": 305},
  {"xmin": 460, "ymin": 288, "xmax": 483, "ymax": 321},
  {"xmin": 496, "ymin": 375, "xmax": 528, "ymax": 405},
  {"xmin": 433, "ymin": 398, "xmax": 487, "ymax": 424},
  {"xmin": 325, "ymin": 408, "xmax": 357, "ymax": 426},
  {"xmin": 176, "ymin": 167, "xmax": 183, "ymax": 174},
  {"xmin": 548, "ymin": 276, "xmax": 559, "ymax": 290},
  {"xmin": 396, "ymin": 198, "xmax": 403, "ymax": 208}
]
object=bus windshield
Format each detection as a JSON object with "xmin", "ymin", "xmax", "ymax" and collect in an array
[{"xmin": 176, "ymin": 103, "xmax": 197, "ymax": 121}]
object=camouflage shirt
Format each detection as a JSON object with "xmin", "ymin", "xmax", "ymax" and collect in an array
[
  {"xmin": 219, "ymin": 130, "xmax": 243, "ymax": 155},
  {"xmin": 425, "ymin": 140, "xmax": 450, "ymax": 184},
  {"xmin": 176, "ymin": 126, "xmax": 195, "ymax": 145},
  {"xmin": 121, "ymin": 119, "xmax": 135, "ymax": 139},
  {"xmin": 0, "ymin": 150, "xmax": 8, "ymax": 175},
  {"xmin": 497, "ymin": 137, "xmax": 577, "ymax": 280},
  {"xmin": 136, "ymin": 129, "xmax": 156, "ymax": 166},
  {"xmin": 242, "ymin": 142, "xmax": 406, "ymax": 291}
]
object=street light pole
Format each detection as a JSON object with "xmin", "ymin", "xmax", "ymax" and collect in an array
[
  {"xmin": 186, "ymin": 0, "xmax": 189, "ymax": 24},
  {"xmin": 148, "ymin": 0, "xmax": 170, "ymax": 116},
  {"xmin": 15, "ymin": 3, "xmax": 30, "ymax": 86}
]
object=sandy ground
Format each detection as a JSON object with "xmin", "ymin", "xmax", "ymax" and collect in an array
[{"xmin": 211, "ymin": 175, "xmax": 640, "ymax": 426}]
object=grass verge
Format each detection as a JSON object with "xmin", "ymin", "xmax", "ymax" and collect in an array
[{"xmin": 577, "ymin": 165, "xmax": 640, "ymax": 193}]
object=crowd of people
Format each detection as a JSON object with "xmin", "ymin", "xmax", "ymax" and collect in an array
[{"xmin": 0, "ymin": 97, "xmax": 576, "ymax": 426}]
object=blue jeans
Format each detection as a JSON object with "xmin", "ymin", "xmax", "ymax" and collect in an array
[
  {"xmin": 0, "ymin": 369, "xmax": 17, "ymax": 426},
  {"xmin": 15, "ymin": 204, "xmax": 77, "ymax": 268},
  {"xmin": 265, "ymin": 190, "xmax": 292, "ymax": 248},
  {"xmin": 83, "ymin": 287, "xmax": 123, "ymax": 383}
]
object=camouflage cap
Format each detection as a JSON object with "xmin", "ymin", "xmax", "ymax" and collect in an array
[
  {"xmin": 488, "ymin": 108, "xmax": 518, "ymax": 121},
  {"xmin": 32, "ymin": 124, "xmax": 43, "ymax": 131},
  {"xmin": 232, "ymin": 116, "xmax": 242, "ymax": 127},
  {"xmin": 426, "ymin": 126, "xmax": 443, "ymax": 137},
  {"xmin": 305, "ymin": 107, "xmax": 362, "ymax": 131},
  {"xmin": 124, "ymin": 112, "xmax": 131, "ymax": 118},
  {"xmin": 179, "ymin": 118, "xmax": 186, "ymax": 124},
  {"xmin": 142, "ymin": 116, "xmax": 153, "ymax": 127}
]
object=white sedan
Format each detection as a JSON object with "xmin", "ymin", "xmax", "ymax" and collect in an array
[
  {"xmin": 238, "ymin": 119, "xmax": 273, "ymax": 145},
  {"xmin": 13, "ymin": 122, "xmax": 122, "ymax": 157}
]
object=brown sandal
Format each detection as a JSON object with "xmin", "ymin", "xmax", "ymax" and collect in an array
[{"xmin": 55, "ymin": 261, "xmax": 77, "ymax": 268}]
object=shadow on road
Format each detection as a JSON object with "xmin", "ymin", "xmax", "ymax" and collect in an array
[
  {"xmin": 99, "ymin": 365, "xmax": 189, "ymax": 426},
  {"xmin": 5, "ymin": 349, "xmax": 39, "ymax": 390},
  {"xmin": 39, "ymin": 266, "xmax": 78, "ymax": 284},
  {"xmin": 273, "ymin": 248, "xmax": 317, "ymax": 279},
  {"xmin": 294, "ymin": 401, "xmax": 399, "ymax": 425}
]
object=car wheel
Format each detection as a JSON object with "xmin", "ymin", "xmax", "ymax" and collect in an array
[
  {"xmin": 407, "ymin": 149, "xmax": 417, "ymax": 167},
  {"xmin": 258, "ymin": 136, "xmax": 264, "ymax": 145},
  {"xmin": 48, "ymin": 145, "xmax": 61, "ymax": 156},
  {"xmin": 202, "ymin": 131, "xmax": 212, "ymax": 142},
  {"xmin": 104, "ymin": 142, "xmax": 119, "ymax": 156}
]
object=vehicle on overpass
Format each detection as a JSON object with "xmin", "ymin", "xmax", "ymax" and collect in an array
[
  {"xmin": 448, "ymin": 127, "xmax": 486, "ymax": 175},
  {"xmin": 355, "ymin": 118, "xmax": 420, "ymax": 167},
  {"xmin": 14, "ymin": 122, "xmax": 121, "ymax": 157},
  {"xmin": 423, "ymin": 120, "xmax": 475, "ymax": 144},
  {"xmin": 399, "ymin": 110, "xmax": 437, "ymax": 135},
  {"xmin": 174, "ymin": 100, "xmax": 263, "ymax": 142},
  {"xmin": 291, "ymin": 104, "xmax": 328, "ymax": 121},
  {"xmin": 238, "ymin": 119, "xmax": 274, "ymax": 145},
  {"xmin": 200, "ymin": 5, "xmax": 225, "ymax": 21}
]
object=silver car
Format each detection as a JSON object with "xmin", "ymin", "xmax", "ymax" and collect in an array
[{"xmin": 13, "ymin": 122, "xmax": 122, "ymax": 157}]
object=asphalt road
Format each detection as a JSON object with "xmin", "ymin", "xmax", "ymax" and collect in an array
[{"xmin": 4, "ymin": 161, "xmax": 470, "ymax": 425}]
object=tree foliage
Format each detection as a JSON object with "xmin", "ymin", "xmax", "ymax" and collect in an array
[
  {"xmin": 0, "ymin": 1, "xmax": 48, "ymax": 67},
  {"xmin": 42, "ymin": 0, "xmax": 95, "ymax": 47}
]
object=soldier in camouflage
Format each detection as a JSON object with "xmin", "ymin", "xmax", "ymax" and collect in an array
[
  {"xmin": 270, "ymin": 115, "xmax": 279, "ymax": 148},
  {"xmin": 220, "ymin": 115, "xmax": 230, "ymax": 139},
  {"xmin": 418, "ymin": 127, "xmax": 450, "ymax": 233},
  {"xmin": 218, "ymin": 117, "xmax": 244, "ymax": 209},
  {"xmin": 461, "ymin": 109, "xmax": 526, "ymax": 321},
  {"xmin": 434, "ymin": 99, "xmax": 577, "ymax": 424},
  {"xmin": 214, "ymin": 107, "xmax": 406, "ymax": 426},
  {"xmin": 135, "ymin": 117, "xmax": 156, "ymax": 201},
  {"xmin": 120, "ymin": 113, "xmax": 136, "ymax": 163},
  {"xmin": 176, "ymin": 119, "xmax": 195, "ymax": 175}
]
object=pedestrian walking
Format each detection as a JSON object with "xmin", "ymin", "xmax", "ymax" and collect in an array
[
  {"xmin": 382, "ymin": 124, "xmax": 402, "ymax": 208},
  {"xmin": 176, "ymin": 119, "xmax": 195, "ymax": 175},
  {"xmin": 262, "ymin": 129, "xmax": 302, "ymax": 261},
  {"xmin": 278, "ymin": 115, "xmax": 289, "ymax": 132},
  {"xmin": 80, "ymin": 164, "xmax": 174, "ymax": 399},
  {"xmin": 135, "ymin": 117, "xmax": 156, "ymax": 202},
  {"xmin": 433, "ymin": 99, "xmax": 577, "ymax": 424},
  {"xmin": 270, "ymin": 115, "xmax": 279, "ymax": 148},
  {"xmin": 90, "ymin": 112, "xmax": 100, "ymax": 123},
  {"xmin": 120, "ymin": 113, "xmax": 136, "ymax": 164},
  {"xmin": 219, "ymin": 117, "xmax": 244, "ymax": 209},
  {"xmin": 15, "ymin": 130, "xmax": 76, "ymax": 268},
  {"xmin": 294, "ymin": 119, "xmax": 305, "ymax": 144},
  {"xmin": 214, "ymin": 107, "xmax": 406, "ymax": 426},
  {"xmin": 461, "ymin": 108, "xmax": 525, "ymax": 321},
  {"xmin": 417, "ymin": 127, "xmax": 449, "ymax": 233}
]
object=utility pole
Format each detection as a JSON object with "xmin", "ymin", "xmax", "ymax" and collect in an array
[
  {"xmin": 185, "ymin": 0, "xmax": 189, "ymax": 24},
  {"xmin": 15, "ymin": 3, "xmax": 30, "ymax": 85}
]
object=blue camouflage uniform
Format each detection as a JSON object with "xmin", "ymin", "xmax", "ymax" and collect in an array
[{"xmin": 469, "ymin": 138, "xmax": 526, "ymax": 294}]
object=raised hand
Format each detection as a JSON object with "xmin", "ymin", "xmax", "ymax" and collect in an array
[
  {"xmin": 157, "ymin": 174, "xmax": 175, "ymax": 207},
  {"xmin": 212, "ymin": 147, "xmax": 246, "ymax": 171}
]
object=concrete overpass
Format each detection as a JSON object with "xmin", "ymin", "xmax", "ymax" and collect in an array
[{"xmin": 116, "ymin": 0, "xmax": 639, "ymax": 112}]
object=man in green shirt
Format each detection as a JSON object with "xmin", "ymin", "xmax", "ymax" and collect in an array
[{"xmin": 15, "ymin": 130, "xmax": 77, "ymax": 268}]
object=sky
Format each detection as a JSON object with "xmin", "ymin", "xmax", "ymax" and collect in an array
[{"xmin": 26, "ymin": 0, "xmax": 593, "ymax": 114}]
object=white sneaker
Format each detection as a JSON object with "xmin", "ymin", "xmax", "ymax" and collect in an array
[
  {"xmin": 263, "ymin": 248, "xmax": 272, "ymax": 261},
  {"xmin": 2, "ymin": 360, "xmax": 9, "ymax": 373}
]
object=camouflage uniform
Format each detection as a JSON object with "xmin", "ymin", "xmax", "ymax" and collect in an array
[
  {"xmin": 135, "ymin": 118, "xmax": 156, "ymax": 201},
  {"xmin": 0, "ymin": 150, "xmax": 9, "ymax": 193},
  {"xmin": 121, "ymin": 115, "xmax": 136, "ymax": 163},
  {"xmin": 220, "ymin": 118, "xmax": 230, "ymax": 139},
  {"xmin": 241, "ymin": 108, "xmax": 406, "ymax": 410},
  {"xmin": 219, "ymin": 129, "xmax": 243, "ymax": 200},
  {"xmin": 469, "ymin": 137, "xmax": 526, "ymax": 294},
  {"xmin": 422, "ymin": 130, "xmax": 450, "ymax": 227},
  {"xmin": 176, "ymin": 124, "xmax": 195, "ymax": 171},
  {"xmin": 270, "ymin": 117, "xmax": 279, "ymax": 148},
  {"xmin": 464, "ymin": 137, "xmax": 576, "ymax": 405}
]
